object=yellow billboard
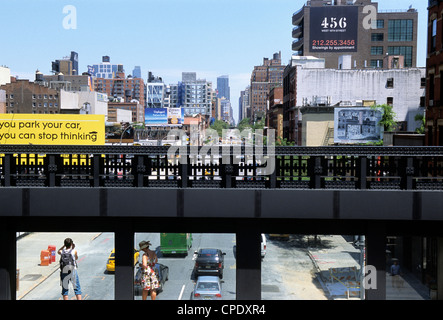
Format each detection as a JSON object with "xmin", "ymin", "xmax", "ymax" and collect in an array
[{"xmin": 0, "ymin": 114, "xmax": 105, "ymax": 145}]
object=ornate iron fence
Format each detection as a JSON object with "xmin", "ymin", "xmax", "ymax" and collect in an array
[{"xmin": 1, "ymin": 145, "xmax": 443, "ymax": 190}]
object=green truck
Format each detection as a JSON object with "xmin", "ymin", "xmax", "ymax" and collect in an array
[{"xmin": 160, "ymin": 233, "xmax": 193, "ymax": 256}]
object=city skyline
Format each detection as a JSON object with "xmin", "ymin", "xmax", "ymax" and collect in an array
[{"xmin": 0, "ymin": 0, "xmax": 428, "ymax": 124}]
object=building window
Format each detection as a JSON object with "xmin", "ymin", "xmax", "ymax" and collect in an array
[
  {"xmin": 371, "ymin": 33, "xmax": 384, "ymax": 41},
  {"xmin": 421, "ymin": 77, "xmax": 426, "ymax": 87},
  {"xmin": 371, "ymin": 46, "xmax": 383, "ymax": 55},
  {"xmin": 387, "ymin": 46, "xmax": 413, "ymax": 67},
  {"xmin": 388, "ymin": 19, "xmax": 413, "ymax": 42},
  {"xmin": 431, "ymin": 18, "xmax": 437, "ymax": 52},
  {"xmin": 387, "ymin": 97, "xmax": 393, "ymax": 106},
  {"xmin": 370, "ymin": 59, "xmax": 383, "ymax": 68},
  {"xmin": 387, "ymin": 78, "xmax": 394, "ymax": 88},
  {"xmin": 376, "ymin": 19, "xmax": 384, "ymax": 29}
]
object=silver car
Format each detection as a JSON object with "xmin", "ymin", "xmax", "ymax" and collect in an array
[{"xmin": 191, "ymin": 276, "xmax": 223, "ymax": 300}]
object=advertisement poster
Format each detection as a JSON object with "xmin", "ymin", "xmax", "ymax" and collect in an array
[
  {"xmin": 310, "ymin": 6, "xmax": 358, "ymax": 52},
  {"xmin": 0, "ymin": 114, "xmax": 105, "ymax": 145},
  {"xmin": 145, "ymin": 108, "xmax": 184, "ymax": 126},
  {"xmin": 334, "ymin": 107, "xmax": 383, "ymax": 144}
]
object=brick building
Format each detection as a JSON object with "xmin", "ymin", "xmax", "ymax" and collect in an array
[
  {"xmin": 94, "ymin": 71, "xmax": 145, "ymax": 111},
  {"xmin": 266, "ymin": 86, "xmax": 284, "ymax": 140},
  {"xmin": 250, "ymin": 52, "xmax": 285, "ymax": 122},
  {"xmin": 426, "ymin": 0, "xmax": 443, "ymax": 146},
  {"xmin": 0, "ymin": 73, "xmax": 61, "ymax": 114},
  {"xmin": 292, "ymin": 0, "xmax": 418, "ymax": 69}
]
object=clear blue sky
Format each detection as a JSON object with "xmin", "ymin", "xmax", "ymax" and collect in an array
[{"xmin": 0, "ymin": 0, "xmax": 428, "ymax": 123}]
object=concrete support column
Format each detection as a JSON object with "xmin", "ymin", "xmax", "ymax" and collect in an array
[
  {"xmin": 0, "ymin": 227, "xmax": 16, "ymax": 300},
  {"xmin": 365, "ymin": 222, "xmax": 386, "ymax": 300},
  {"xmin": 437, "ymin": 237, "xmax": 443, "ymax": 300},
  {"xmin": 115, "ymin": 222, "xmax": 134, "ymax": 300},
  {"xmin": 236, "ymin": 226, "xmax": 261, "ymax": 300}
]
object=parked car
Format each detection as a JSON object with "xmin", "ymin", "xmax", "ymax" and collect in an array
[
  {"xmin": 261, "ymin": 234, "xmax": 267, "ymax": 260},
  {"xmin": 134, "ymin": 263, "xmax": 169, "ymax": 296},
  {"xmin": 193, "ymin": 248, "xmax": 226, "ymax": 279},
  {"xmin": 106, "ymin": 248, "xmax": 140, "ymax": 273},
  {"xmin": 191, "ymin": 276, "xmax": 223, "ymax": 300}
]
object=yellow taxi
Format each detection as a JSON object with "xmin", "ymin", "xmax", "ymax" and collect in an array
[{"xmin": 106, "ymin": 248, "xmax": 140, "ymax": 272}]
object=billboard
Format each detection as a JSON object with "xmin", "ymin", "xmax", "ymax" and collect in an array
[
  {"xmin": 310, "ymin": 6, "xmax": 358, "ymax": 52},
  {"xmin": 0, "ymin": 114, "xmax": 105, "ymax": 145},
  {"xmin": 334, "ymin": 107, "xmax": 383, "ymax": 144},
  {"xmin": 145, "ymin": 108, "xmax": 184, "ymax": 126}
]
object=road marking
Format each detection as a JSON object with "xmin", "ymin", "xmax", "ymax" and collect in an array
[{"xmin": 178, "ymin": 285, "xmax": 185, "ymax": 300}]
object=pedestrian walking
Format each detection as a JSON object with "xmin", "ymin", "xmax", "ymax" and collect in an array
[
  {"xmin": 58, "ymin": 238, "xmax": 82, "ymax": 300},
  {"xmin": 139, "ymin": 240, "xmax": 159, "ymax": 300},
  {"xmin": 390, "ymin": 259, "xmax": 404, "ymax": 288}
]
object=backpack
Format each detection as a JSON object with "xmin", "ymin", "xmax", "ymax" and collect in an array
[{"xmin": 60, "ymin": 248, "xmax": 76, "ymax": 273}]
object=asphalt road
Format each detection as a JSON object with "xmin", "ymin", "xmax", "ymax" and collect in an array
[{"xmin": 19, "ymin": 232, "xmax": 325, "ymax": 300}]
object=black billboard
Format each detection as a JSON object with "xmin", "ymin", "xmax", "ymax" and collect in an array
[{"xmin": 309, "ymin": 6, "xmax": 358, "ymax": 52}]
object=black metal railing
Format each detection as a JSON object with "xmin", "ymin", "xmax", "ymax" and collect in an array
[{"xmin": 1, "ymin": 145, "xmax": 443, "ymax": 190}]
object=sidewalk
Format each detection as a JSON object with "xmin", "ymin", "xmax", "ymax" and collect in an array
[
  {"xmin": 16, "ymin": 232, "xmax": 101, "ymax": 300},
  {"xmin": 306, "ymin": 235, "xmax": 431, "ymax": 300}
]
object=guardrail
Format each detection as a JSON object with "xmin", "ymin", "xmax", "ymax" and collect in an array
[{"xmin": 1, "ymin": 145, "xmax": 443, "ymax": 190}]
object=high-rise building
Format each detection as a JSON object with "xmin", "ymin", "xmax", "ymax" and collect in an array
[
  {"xmin": 292, "ymin": 0, "xmax": 418, "ymax": 69},
  {"xmin": 217, "ymin": 75, "xmax": 230, "ymax": 101},
  {"xmin": 179, "ymin": 72, "xmax": 213, "ymax": 116},
  {"xmin": 132, "ymin": 66, "xmax": 142, "ymax": 78},
  {"xmin": 239, "ymin": 86, "xmax": 250, "ymax": 121},
  {"xmin": 146, "ymin": 72, "xmax": 165, "ymax": 109},
  {"xmin": 89, "ymin": 56, "xmax": 145, "ymax": 109},
  {"xmin": 90, "ymin": 56, "xmax": 124, "ymax": 79},
  {"xmin": 51, "ymin": 51, "xmax": 78, "ymax": 76},
  {"xmin": 250, "ymin": 52, "xmax": 285, "ymax": 121}
]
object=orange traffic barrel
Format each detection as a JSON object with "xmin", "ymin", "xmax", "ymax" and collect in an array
[
  {"xmin": 48, "ymin": 245, "xmax": 56, "ymax": 263},
  {"xmin": 40, "ymin": 250, "xmax": 50, "ymax": 266}
]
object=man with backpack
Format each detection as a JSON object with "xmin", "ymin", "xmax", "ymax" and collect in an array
[{"xmin": 58, "ymin": 238, "xmax": 82, "ymax": 300}]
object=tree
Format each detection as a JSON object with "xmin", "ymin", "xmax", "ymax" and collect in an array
[
  {"xmin": 371, "ymin": 104, "xmax": 397, "ymax": 131},
  {"xmin": 414, "ymin": 113, "xmax": 425, "ymax": 134},
  {"xmin": 210, "ymin": 119, "xmax": 229, "ymax": 137},
  {"xmin": 237, "ymin": 118, "xmax": 252, "ymax": 132}
]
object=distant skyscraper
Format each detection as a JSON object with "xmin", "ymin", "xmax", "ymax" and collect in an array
[
  {"xmin": 70, "ymin": 51, "xmax": 78, "ymax": 75},
  {"xmin": 217, "ymin": 75, "xmax": 230, "ymax": 101},
  {"xmin": 132, "ymin": 66, "xmax": 141, "ymax": 78}
]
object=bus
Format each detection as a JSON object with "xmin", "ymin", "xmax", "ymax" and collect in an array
[{"xmin": 160, "ymin": 233, "xmax": 193, "ymax": 256}]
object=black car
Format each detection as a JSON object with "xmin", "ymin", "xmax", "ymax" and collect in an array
[
  {"xmin": 193, "ymin": 248, "xmax": 226, "ymax": 279},
  {"xmin": 134, "ymin": 263, "xmax": 169, "ymax": 296}
]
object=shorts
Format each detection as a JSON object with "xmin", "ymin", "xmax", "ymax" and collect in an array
[{"xmin": 60, "ymin": 270, "xmax": 82, "ymax": 296}]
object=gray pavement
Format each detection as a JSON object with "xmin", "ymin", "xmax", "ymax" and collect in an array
[
  {"xmin": 16, "ymin": 232, "xmax": 101, "ymax": 300},
  {"xmin": 306, "ymin": 235, "xmax": 431, "ymax": 300}
]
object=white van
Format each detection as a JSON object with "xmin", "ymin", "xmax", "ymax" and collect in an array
[{"xmin": 261, "ymin": 234, "xmax": 267, "ymax": 260}]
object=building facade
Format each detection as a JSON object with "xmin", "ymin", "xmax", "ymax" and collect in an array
[
  {"xmin": 250, "ymin": 52, "xmax": 285, "ymax": 122},
  {"xmin": 292, "ymin": 0, "xmax": 418, "ymax": 69},
  {"xmin": 0, "ymin": 75, "xmax": 62, "ymax": 114},
  {"xmin": 426, "ymin": 0, "xmax": 443, "ymax": 146},
  {"xmin": 178, "ymin": 72, "xmax": 213, "ymax": 116},
  {"xmin": 217, "ymin": 75, "xmax": 230, "ymax": 100},
  {"xmin": 146, "ymin": 72, "xmax": 165, "ymax": 109},
  {"xmin": 94, "ymin": 70, "xmax": 145, "ymax": 110},
  {"xmin": 283, "ymin": 55, "xmax": 426, "ymax": 145},
  {"xmin": 266, "ymin": 86, "xmax": 284, "ymax": 140}
]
